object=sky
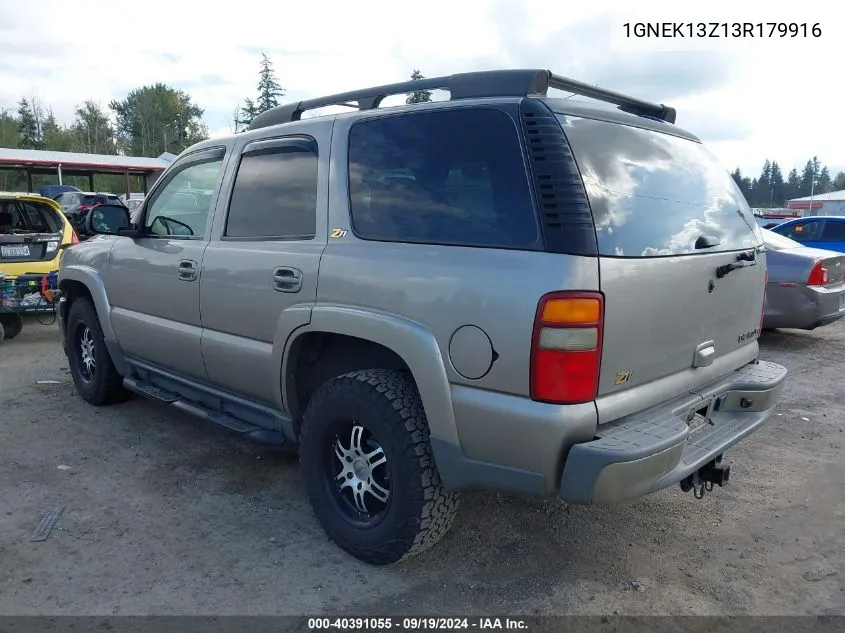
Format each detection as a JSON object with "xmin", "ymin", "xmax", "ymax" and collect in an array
[{"xmin": 0, "ymin": 0, "xmax": 840, "ymax": 179}]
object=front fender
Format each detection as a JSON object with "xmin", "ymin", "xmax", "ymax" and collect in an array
[
  {"xmin": 282, "ymin": 305, "xmax": 459, "ymax": 447},
  {"xmin": 59, "ymin": 264, "xmax": 115, "ymax": 340},
  {"xmin": 58, "ymin": 260, "xmax": 129, "ymax": 376}
]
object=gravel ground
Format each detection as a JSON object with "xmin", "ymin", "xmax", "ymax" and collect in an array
[{"xmin": 0, "ymin": 316, "xmax": 842, "ymax": 616}]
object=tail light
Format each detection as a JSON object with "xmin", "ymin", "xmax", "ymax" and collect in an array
[
  {"xmin": 808, "ymin": 262, "xmax": 829, "ymax": 286},
  {"xmin": 530, "ymin": 291, "xmax": 604, "ymax": 404},
  {"xmin": 78, "ymin": 205, "xmax": 92, "ymax": 212},
  {"xmin": 71, "ymin": 229, "xmax": 79, "ymax": 245}
]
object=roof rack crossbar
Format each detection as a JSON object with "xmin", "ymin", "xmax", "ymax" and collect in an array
[
  {"xmin": 547, "ymin": 73, "xmax": 676, "ymax": 124},
  {"xmin": 247, "ymin": 69, "xmax": 676, "ymax": 130}
]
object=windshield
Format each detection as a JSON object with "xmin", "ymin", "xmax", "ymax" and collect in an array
[
  {"xmin": 762, "ymin": 228, "xmax": 801, "ymax": 250},
  {"xmin": 558, "ymin": 114, "xmax": 762, "ymax": 257}
]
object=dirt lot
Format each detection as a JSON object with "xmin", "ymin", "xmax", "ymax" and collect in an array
[{"xmin": 0, "ymin": 316, "xmax": 842, "ymax": 616}]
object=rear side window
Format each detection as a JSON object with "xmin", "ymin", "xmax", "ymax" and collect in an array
[
  {"xmin": 348, "ymin": 108, "xmax": 540, "ymax": 249},
  {"xmin": 558, "ymin": 115, "xmax": 762, "ymax": 257},
  {"xmin": 225, "ymin": 146, "xmax": 318, "ymax": 239},
  {"xmin": 821, "ymin": 220, "xmax": 845, "ymax": 241}
]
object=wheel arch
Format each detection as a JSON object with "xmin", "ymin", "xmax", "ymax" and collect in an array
[
  {"xmin": 59, "ymin": 266, "xmax": 129, "ymax": 376},
  {"xmin": 282, "ymin": 306, "xmax": 459, "ymax": 449}
]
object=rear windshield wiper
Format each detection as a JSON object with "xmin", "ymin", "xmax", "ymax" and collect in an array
[{"xmin": 716, "ymin": 250, "xmax": 757, "ymax": 278}]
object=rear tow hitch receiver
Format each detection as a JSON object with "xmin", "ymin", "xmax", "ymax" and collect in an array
[{"xmin": 680, "ymin": 456, "xmax": 731, "ymax": 499}]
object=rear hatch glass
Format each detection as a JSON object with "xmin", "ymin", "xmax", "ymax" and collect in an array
[
  {"xmin": 0, "ymin": 199, "xmax": 64, "ymax": 263},
  {"xmin": 558, "ymin": 114, "xmax": 766, "ymax": 418}
]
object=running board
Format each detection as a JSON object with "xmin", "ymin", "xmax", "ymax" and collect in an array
[{"xmin": 123, "ymin": 377, "xmax": 287, "ymax": 446}]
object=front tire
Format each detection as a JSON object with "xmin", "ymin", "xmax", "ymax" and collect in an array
[
  {"xmin": 66, "ymin": 297, "xmax": 128, "ymax": 405},
  {"xmin": 299, "ymin": 369, "xmax": 460, "ymax": 565}
]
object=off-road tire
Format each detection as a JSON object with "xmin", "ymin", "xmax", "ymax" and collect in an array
[
  {"xmin": 66, "ymin": 297, "xmax": 128, "ymax": 405},
  {"xmin": 299, "ymin": 369, "xmax": 460, "ymax": 565},
  {"xmin": 0, "ymin": 313, "xmax": 23, "ymax": 340}
]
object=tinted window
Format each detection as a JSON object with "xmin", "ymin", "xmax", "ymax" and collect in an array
[
  {"xmin": 779, "ymin": 220, "xmax": 823, "ymax": 243},
  {"xmin": 558, "ymin": 115, "xmax": 761, "ymax": 257},
  {"xmin": 145, "ymin": 151, "xmax": 225, "ymax": 237},
  {"xmin": 348, "ymin": 108, "xmax": 540, "ymax": 249},
  {"xmin": 225, "ymin": 146, "xmax": 318, "ymax": 239},
  {"xmin": 821, "ymin": 220, "xmax": 845, "ymax": 241}
]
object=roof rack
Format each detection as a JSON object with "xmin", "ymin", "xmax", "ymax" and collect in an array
[{"xmin": 247, "ymin": 69, "xmax": 676, "ymax": 131}]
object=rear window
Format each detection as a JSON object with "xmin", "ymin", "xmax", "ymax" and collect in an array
[
  {"xmin": 558, "ymin": 115, "xmax": 762, "ymax": 257},
  {"xmin": 348, "ymin": 108, "xmax": 541, "ymax": 249},
  {"xmin": 0, "ymin": 200, "xmax": 62, "ymax": 234}
]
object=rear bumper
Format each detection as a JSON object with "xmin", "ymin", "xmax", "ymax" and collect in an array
[
  {"xmin": 558, "ymin": 360, "xmax": 788, "ymax": 505},
  {"xmin": 764, "ymin": 284, "xmax": 845, "ymax": 330}
]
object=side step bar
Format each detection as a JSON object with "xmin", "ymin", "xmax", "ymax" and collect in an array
[{"xmin": 123, "ymin": 377, "xmax": 287, "ymax": 446}]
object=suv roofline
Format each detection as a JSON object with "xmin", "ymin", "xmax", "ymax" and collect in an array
[
  {"xmin": 194, "ymin": 95, "xmax": 697, "ymax": 158},
  {"xmin": 542, "ymin": 98, "xmax": 701, "ymax": 143},
  {"xmin": 247, "ymin": 69, "xmax": 676, "ymax": 131}
]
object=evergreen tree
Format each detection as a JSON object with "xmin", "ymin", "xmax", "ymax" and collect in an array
[
  {"xmin": 731, "ymin": 168, "xmax": 753, "ymax": 202},
  {"xmin": 800, "ymin": 157, "xmax": 820, "ymax": 197},
  {"xmin": 833, "ymin": 171, "xmax": 845, "ymax": 192},
  {"xmin": 256, "ymin": 53, "xmax": 284, "ymax": 114},
  {"xmin": 750, "ymin": 160, "xmax": 772, "ymax": 206},
  {"xmin": 769, "ymin": 161, "xmax": 785, "ymax": 207},
  {"xmin": 17, "ymin": 97, "xmax": 43, "ymax": 149},
  {"xmin": 235, "ymin": 98, "xmax": 258, "ymax": 132},
  {"xmin": 816, "ymin": 166, "xmax": 832, "ymax": 193},
  {"xmin": 42, "ymin": 109, "xmax": 75, "ymax": 152},
  {"xmin": 786, "ymin": 168, "xmax": 802, "ymax": 201},
  {"xmin": 406, "ymin": 69, "xmax": 433, "ymax": 104}
]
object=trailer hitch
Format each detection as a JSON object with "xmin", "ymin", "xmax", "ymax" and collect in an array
[{"xmin": 680, "ymin": 456, "xmax": 731, "ymax": 499}]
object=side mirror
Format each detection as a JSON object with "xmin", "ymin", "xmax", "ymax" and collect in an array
[{"xmin": 84, "ymin": 204, "xmax": 131, "ymax": 236}]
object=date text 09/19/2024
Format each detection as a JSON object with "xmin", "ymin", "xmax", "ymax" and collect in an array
[
  {"xmin": 307, "ymin": 617, "xmax": 528, "ymax": 631},
  {"xmin": 623, "ymin": 22, "xmax": 821, "ymax": 38}
]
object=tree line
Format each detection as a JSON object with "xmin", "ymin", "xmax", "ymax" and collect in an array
[
  {"xmin": 731, "ymin": 159, "xmax": 845, "ymax": 208},
  {"xmin": 0, "ymin": 82, "xmax": 208, "ymax": 192}
]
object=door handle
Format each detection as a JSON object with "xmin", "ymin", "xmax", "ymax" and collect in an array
[
  {"xmin": 272, "ymin": 267, "xmax": 302, "ymax": 293},
  {"xmin": 177, "ymin": 259, "xmax": 198, "ymax": 282}
]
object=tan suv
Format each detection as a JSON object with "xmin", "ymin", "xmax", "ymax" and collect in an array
[{"xmin": 58, "ymin": 69, "xmax": 787, "ymax": 565}]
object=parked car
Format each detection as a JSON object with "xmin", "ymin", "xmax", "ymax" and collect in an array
[
  {"xmin": 57, "ymin": 69, "xmax": 787, "ymax": 565},
  {"xmin": 769, "ymin": 216, "xmax": 845, "ymax": 253},
  {"xmin": 56, "ymin": 191, "xmax": 127, "ymax": 234},
  {"xmin": 1, "ymin": 192, "xmax": 78, "ymax": 338},
  {"xmin": 761, "ymin": 229, "xmax": 845, "ymax": 330}
]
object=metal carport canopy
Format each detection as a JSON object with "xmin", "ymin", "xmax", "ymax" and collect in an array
[{"xmin": 0, "ymin": 147, "xmax": 171, "ymax": 195}]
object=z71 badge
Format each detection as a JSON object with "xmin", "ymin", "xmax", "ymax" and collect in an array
[{"xmin": 614, "ymin": 371, "xmax": 632, "ymax": 385}]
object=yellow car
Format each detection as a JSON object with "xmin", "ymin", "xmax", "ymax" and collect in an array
[{"xmin": 0, "ymin": 192, "xmax": 78, "ymax": 279}]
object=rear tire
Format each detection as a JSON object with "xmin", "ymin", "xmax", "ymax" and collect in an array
[
  {"xmin": 66, "ymin": 297, "xmax": 128, "ymax": 405},
  {"xmin": 0, "ymin": 313, "xmax": 23, "ymax": 340},
  {"xmin": 299, "ymin": 369, "xmax": 459, "ymax": 565}
]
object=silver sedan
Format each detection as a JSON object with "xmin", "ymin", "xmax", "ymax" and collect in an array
[{"xmin": 763, "ymin": 229, "xmax": 845, "ymax": 330}]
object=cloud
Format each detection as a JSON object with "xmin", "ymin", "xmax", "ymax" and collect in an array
[{"xmin": 0, "ymin": 0, "xmax": 840, "ymax": 179}]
